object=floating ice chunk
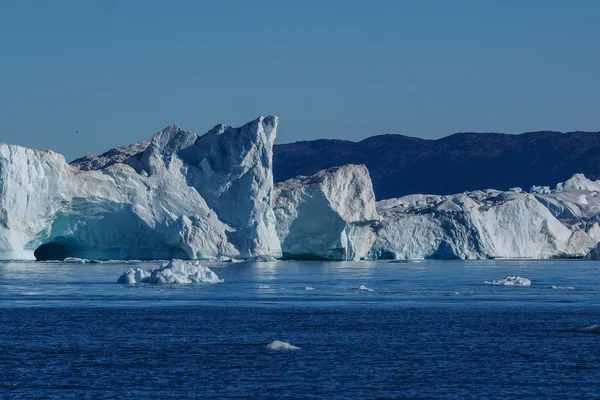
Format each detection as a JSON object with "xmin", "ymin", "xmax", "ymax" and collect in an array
[
  {"xmin": 580, "ymin": 325, "xmax": 600, "ymax": 333},
  {"xmin": 252, "ymin": 255, "xmax": 278, "ymax": 262},
  {"xmin": 551, "ymin": 285, "xmax": 574, "ymax": 290},
  {"xmin": 258, "ymin": 285, "xmax": 271, "ymax": 289},
  {"xmin": 217, "ymin": 256, "xmax": 244, "ymax": 263},
  {"xmin": 483, "ymin": 276, "xmax": 531, "ymax": 286},
  {"xmin": 63, "ymin": 257, "xmax": 102, "ymax": 264},
  {"xmin": 304, "ymin": 286, "xmax": 315, "ymax": 291},
  {"xmin": 357, "ymin": 284, "xmax": 374, "ymax": 292},
  {"xmin": 266, "ymin": 340, "xmax": 300, "ymax": 351},
  {"xmin": 117, "ymin": 259, "xmax": 223, "ymax": 284}
]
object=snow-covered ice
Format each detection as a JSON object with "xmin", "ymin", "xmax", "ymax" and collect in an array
[
  {"xmin": 117, "ymin": 259, "xmax": 223, "ymax": 284},
  {"xmin": 483, "ymin": 276, "xmax": 531, "ymax": 286},
  {"xmin": 266, "ymin": 340, "xmax": 300, "ymax": 351}
]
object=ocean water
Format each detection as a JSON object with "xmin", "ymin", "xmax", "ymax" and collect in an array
[{"xmin": 2, "ymin": 259, "xmax": 600, "ymax": 398}]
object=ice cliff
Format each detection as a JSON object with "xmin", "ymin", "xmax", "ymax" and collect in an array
[
  {"xmin": 371, "ymin": 174, "xmax": 600, "ymax": 260},
  {"xmin": 0, "ymin": 116, "xmax": 281, "ymax": 260},
  {"xmin": 272, "ymin": 165, "xmax": 379, "ymax": 260},
  {"xmin": 4, "ymin": 113, "xmax": 600, "ymax": 262}
]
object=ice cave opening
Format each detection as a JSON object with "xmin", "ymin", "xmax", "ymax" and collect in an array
[{"xmin": 34, "ymin": 242, "xmax": 72, "ymax": 261}]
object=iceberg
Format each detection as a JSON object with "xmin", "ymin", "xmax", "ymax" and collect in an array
[
  {"xmin": 0, "ymin": 116, "xmax": 281, "ymax": 261},
  {"xmin": 357, "ymin": 284, "xmax": 374, "ymax": 292},
  {"xmin": 370, "ymin": 191, "xmax": 572, "ymax": 260},
  {"xmin": 265, "ymin": 340, "xmax": 300, "ymax": 351},
  {"xmin": 117, "ymin": 259, "xmax": 223, "ymax": 284},
  {"xmin": 273, "ymin": 165, "xmax": 379, "ymax": 260},
  {"xmin": 483, "ymin": 276, "xmax": 531, "ymax": 286},
  {"xmin": 369, "ymin": 174, "xmax": 600, "ymax": 260}
]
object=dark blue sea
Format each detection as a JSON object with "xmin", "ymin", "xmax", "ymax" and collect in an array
[{"xmin": 2, "ymin": 259, "xmax": 600, "ymax": 399}]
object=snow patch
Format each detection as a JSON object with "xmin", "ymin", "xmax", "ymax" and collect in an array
[{"xmin": 117, "ymin": 259, "xmax": 223, "ymax": 284}]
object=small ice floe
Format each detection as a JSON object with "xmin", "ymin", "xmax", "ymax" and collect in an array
[
  {"xmin": 388, "ymin": 259, "xmax": 422, "ymax": 263},
  {"xmin": 63, "ymin": 257, "xmax": 102, "ymax": 264},
  {"xmin": 251, "ymin": 255, "xmax": 278, "ymax": 262},
  {"xmin": 483, "ymin": 276, "xmax": 531, "ymax": 286},
  {"xmin": 357, "ymin": 284, "xmax": 374, "ymax": 292},
  {"xmin": 446, "ymin": 291, "xmax": 460, "ymax": 296},
  {"xmin": 407, "ymin": 267, "xmax": 430, "ymax": 271},
  {"xmin": 551, "ymin": 285, "xmax": 575, "ymax": 290},
  {"xmin": 266, "ymin": 340, "xmax": 300, "ymax": 351},
  {"xmin": 117, "ymin": 259, "xmax": 223, "ymax": 284},
  {"xmin": 580, "ymin": 325, "xmax": 600, "ymax": 334},
  {"xmin": 258, "ymin": 285, "xmax": 271, "ymax": 289},
  {"xmin": 304, "ymin": 286, "xmax": 315, "ymax": 291},
  {"xmin": 217, "ymin": 256, "xmax": 244, "ymax": 263}
]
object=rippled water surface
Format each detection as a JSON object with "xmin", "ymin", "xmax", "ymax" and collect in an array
[{"xmin": 2, "ymin": 259, "xmax": 600, "ymax": 398}]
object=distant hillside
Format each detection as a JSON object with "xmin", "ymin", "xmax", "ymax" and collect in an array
[{"xmin": 273, "ymin": 131, "xmax": 600, "ymax": 200}]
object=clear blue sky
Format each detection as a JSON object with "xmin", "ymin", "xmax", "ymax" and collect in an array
[{"xmin": 1, "ymin": 0, "xmax": 599, "ymax": 161}]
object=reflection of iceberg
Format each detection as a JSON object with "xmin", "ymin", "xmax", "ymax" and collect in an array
[
  {"xmin": 117, "ymin": 259, "xmax": 223, "ymax": 284},
  {"xmin": 483, "ymin": 276, "xmax": 531, "ymax": 286},
  {"xmin": 266, "ymin": 340, "xmax": 300, "ymax": 350}
]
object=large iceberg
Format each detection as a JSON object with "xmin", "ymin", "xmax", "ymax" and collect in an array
[
  {"xmin": 370, "ymin": 174, "xmax": 600, "ymax": 260},
  {"xmin": 0, "ymin": 116, "xmax": 281, "ymax": 260},
  {"xmin": 272, "ymin": 164, "xmax": 379, "ymax": 260}
]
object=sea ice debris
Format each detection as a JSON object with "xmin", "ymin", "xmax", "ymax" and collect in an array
[
  {"xmin": 483, "ymin": 276, "xmax": 531, "ymax": 286},
  {"xmin": 266, "ymin": 340, "xmax": 300, "ymax": 351},
  {"xmin": 117, "ymin": 259, "xmax": 223, "ymax": 284}
]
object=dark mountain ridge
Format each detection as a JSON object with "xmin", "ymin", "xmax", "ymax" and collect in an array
[{"xmin": 273, "ymin": 130, "xmax": 600, "ymax": 200}]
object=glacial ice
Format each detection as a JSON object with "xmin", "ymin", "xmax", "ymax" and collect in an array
[
  {"xmin": 0, "ymin": 116, "xmax": 281, "ymax": 260},
  {"xmin": 4, "ymin": 112, "xmax": 600, "ymax": 263},
  {"xmin": 273, "ymin": 164, "xmax": 379, "ymax": 260},
  {"xmin": 117, "ymin": 259, "xmax": 223, "ymax": 284},
  {"xmin": 371, "ymin": 174, "xmax": 600, "ymax": 260},
  {"xmin": 483, "ymin": 276, "xmax": 531, "ymax": 286},
  {"xmin": 266, "ymin": 340, "xmax": 300, "ymax": 351}
]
